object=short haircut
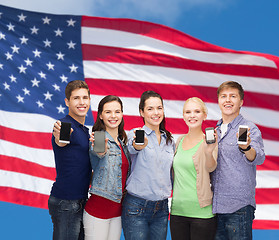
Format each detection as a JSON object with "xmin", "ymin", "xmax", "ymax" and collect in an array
[
  {"xmin": 65, "ymin": 80, "xmax": 90, "ymax": 100},
  {"xmin": 217, "ymin": 81, "xmax": 244, "ymax": 100}
]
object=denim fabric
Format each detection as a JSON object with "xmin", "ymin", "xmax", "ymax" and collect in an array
[
  {"xmin": 48, "ymin": 195, "xmax": 86, "ymax": 240},
  {"xmin": 122, "ymin": 193, "xmax": 169, "ymax": 240},
  {"xmin": 215, "ymin": 205, "xmax": 255, "ymax": 240},
  {"xmin": 88, "ymin": 131, "xmax": 130, "ymax": 203}
]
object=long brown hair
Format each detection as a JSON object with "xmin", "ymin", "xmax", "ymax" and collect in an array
[
  {"xmin": 92, "ymin": 95, "xmax": 127, "ymax": 144},
  {"xmin": 139, "ymin": 91, "xmax": 173, "ymax": 145}
]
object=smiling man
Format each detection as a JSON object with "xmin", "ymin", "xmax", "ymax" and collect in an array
[
  {"xmin": 211, "ymin": 81, "xmax": 265, "ymax": 240},
  {"xmin": 48, "ymin": 80, "xmax": 92, "ymax": 240}
]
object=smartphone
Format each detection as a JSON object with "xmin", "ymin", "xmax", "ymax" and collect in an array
[
  {"xmin": 59, "ymin": 122, "xmax": 71, "ymax": 144},
  {"xmin": 135, "ymin": 129, "xmax": 145, "ymax": 145},
  {"xmin": 238, "ymin": 125, "xmax": 248, "ymax": 145},
  {"xmin": 93, "ymin": 131, "xmax": 106, "ymax": 153},
  {"xmin": 205, "ymin": 127, "xmax": 216, "ymax": 144}
]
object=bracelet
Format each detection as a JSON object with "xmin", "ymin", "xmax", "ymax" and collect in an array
[{"xmin": 239, "ymin": 145, "xmax": 251, "ymax": 153}]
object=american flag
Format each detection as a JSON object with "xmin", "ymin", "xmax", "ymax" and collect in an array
[{"xmin": 0, "ymin": 4, "xmax": 279, "ymax": 230}]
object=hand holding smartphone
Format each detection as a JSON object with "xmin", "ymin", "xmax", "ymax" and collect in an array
[
  {"xmin": 93, "ymin": 131, "xmax": 106, "ymax": 153},
  {"xmin": 205, "ymin": 127, "xmax": 216, "ymax": 144},
  {"xmin": 237, "ymin": 125, "xmax": 248, "ymax": 145},
  {"xmin": 59, "ymin": 122, "xmax": 72, "ymax": 144},
  {"xmin": 135, "ymin": 129, "xmax": 145, "ymax": 145}
]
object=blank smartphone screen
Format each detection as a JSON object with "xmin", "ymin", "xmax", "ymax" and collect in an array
[
  {"xmin": 135, "ymin": 130, "xmax": 144, "ymax": 144},
  {"xmin": 238, "ymin": 127, "xmax": 248, "ymax": 142},
  {"xmin": 206, "ymin": 129, "xmax": 215, "ymax": 141},
  {"xmin": 59, "ymin": 122, "xmax": 71, "ymax": 143},
  {"xmin": 93, "ymin": 131, "xmax": 106, "ymax": 153}
]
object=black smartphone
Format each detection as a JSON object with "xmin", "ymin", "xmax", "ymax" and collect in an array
[
  {"xmin": 93, "ymin": 131, "xmax": 106, "ymax": 153},
  {"xmin": 238, "ymin": 125, "xmax": 248, "ymax": 145},
  {"xmin": 205, "ymin": 127, "xmax": 216, "ymax": 144},
  {"xmin": 135, "ymin": 129, "xmax": 145, "ymax": 145},
  {"xmin": 59, "ymin": 122, "xmax": 71, "ymax": 144}
]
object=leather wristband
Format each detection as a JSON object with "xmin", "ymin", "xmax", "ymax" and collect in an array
[{"xmin": 239, "ymin": 145, "xmax": 251, "ymax": 153}]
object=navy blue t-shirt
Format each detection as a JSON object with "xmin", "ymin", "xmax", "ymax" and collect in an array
[{"xmin": 50, "ymin": 115, "xmax": 92, "ymax": 200}]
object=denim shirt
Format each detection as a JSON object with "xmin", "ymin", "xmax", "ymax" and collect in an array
[
  {"xmin": 126, "ymin": 125, "xmax": 175, "ymax": 201},
  {"xmin": 88, "ymin": 131, "xmax": 131, "ymax": 203},
  {"xmin": 211, "ymin": 114, "xmax": 265, "ymax": 214}
]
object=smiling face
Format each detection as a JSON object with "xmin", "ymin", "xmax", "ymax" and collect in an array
[
  {"xmin": 65, "ymin": 88, "xmax": 90, "ymax": 124},
  {"xmin": 140, "ymin": 97, "xmax": 164, "ymax": 130},
  {"xmin": 100, "ymin": 100, "xmax": 123, "ymax": 132},
  {"xmin": 218, "ymin": 87, "xmax": 243, "ymax": 123},
  {"xmin": 183, "ymin": 99, "xmax": 207, "ymax": 129}
]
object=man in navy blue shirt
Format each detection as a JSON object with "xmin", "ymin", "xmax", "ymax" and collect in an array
[{"xmin": 48, "ymin": 80, "xmax": 92, "ymax": 240}]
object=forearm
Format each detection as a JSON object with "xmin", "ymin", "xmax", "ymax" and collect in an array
[{"xmin": 244, "ymin": 147, "xmax": 257, "ymax": 162}]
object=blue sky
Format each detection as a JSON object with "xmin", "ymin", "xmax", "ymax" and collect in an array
[{"xmin": 1, "ymin": 0, "xmax": 279, "ymax": 239}]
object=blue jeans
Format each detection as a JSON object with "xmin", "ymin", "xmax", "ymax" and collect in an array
[
  {"xmin": 122, "ymin": 193, "xmax": 169, "ymax": 240},
  {"xmin": 48, "ymin": 195, "xmax": 86, "ymax": 240},
  {"xmin": 215, "ymin": 205, "xmax": 255, "ymax": 240}
]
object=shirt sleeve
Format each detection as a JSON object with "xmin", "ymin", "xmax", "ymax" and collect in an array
[
  {"xmin": 127, "ymin": 129, "xmax": 140, "ymax": 155},
  {"xmin": 246, "ymin": 123, "xmax": 265, "ymax": 165},
  {"xmin": 89, "ymin": 143, "xmax": 105, "ymax": 170}
]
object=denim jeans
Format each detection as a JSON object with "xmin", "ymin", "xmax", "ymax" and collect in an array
[
  {"xmin": 48, "ymin": 195, "xmax": 86, "ymax": 240},
  {"xmin": 215, "ymin": 205, "xmax": 255, "ymax": 240},
  {"xmin": 122, "ymin": 193, "xmax": 169, "ymax": 240}
]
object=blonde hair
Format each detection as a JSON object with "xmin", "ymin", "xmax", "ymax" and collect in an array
[{"xmin": 183, "ymin": 97, "xmax": 208, "ymax": 115}]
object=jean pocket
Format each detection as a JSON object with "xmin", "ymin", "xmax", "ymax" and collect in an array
[
  {"xmin": 125, "ymin": 204, "xmax": 144, "ymax": 217},
  {"xmin": 59, "ymin": 200, "xmax": 82, "ymax": 213}
]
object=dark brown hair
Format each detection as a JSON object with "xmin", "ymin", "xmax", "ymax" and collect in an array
[
  {"xmin": 92, "ymin": 95, "xmax": 127, "ymax": 144},
  {"xmin": 217, "ymin": 81, "xmax": 244, "ymax": 100},
  {"xmin": 65, "ymin": 80, "xmax": 90, "ymax": 100},
  {"xmin": 139, "ymin": 91, "xmax": 173, "ymax": 145}
]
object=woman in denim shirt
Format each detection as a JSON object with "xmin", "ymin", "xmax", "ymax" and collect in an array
[
  {"xmin": 83, "ymin": 95, "xmax": 130, "ymax": 240},
  {"xmin": 122, "ymin": 91, "xmax": 175, "ymax": 240}
]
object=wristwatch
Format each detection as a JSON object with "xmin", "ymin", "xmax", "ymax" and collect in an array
[{"xmin": 239, "ymin": 145, "xmax": 251, "ymax": 153}]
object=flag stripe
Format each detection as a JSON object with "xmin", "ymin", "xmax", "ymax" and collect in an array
[
  {"xmin": 86, "ymin": 78, "xmax": 279, "ymax": 112},
  {"xmin": 81, "ymin": 17, "xmax": 277, "ymax": 68},
  {"xmin": 257, "ymin": 156, "xmax": 279, "ymax": 170},
  {"xmin": 0, "ymin": 170, "xmax": 53, "ymax": 195},
  {"xmin": 83, "ymin": 61, "xmax": 279, "ymax": 96},
  {"xmin": 0, "ymin": 110, "xmax": 56, "ymax": 133},
  {"xmin": 255, "ymin": 204, "xmax": 279, "ymax": 221},
  {"xmin": 0, "ymin": 125, "xmax": 52, "ymax": 150},
  {"xmin": 0, "ymin": 155, "xmax": 56, "ymax": 181},
  {"xmin": 256, "ymin": 189, "xmax": 279, "ymax": 204},
  {"xmin": 82, "ymin": 44, "xmax": 279, "ymax": 80},
  {"xmin": 256, "ymin": 171, "xmax": 279, "ymax": 188},
  {"xmin": 0, "ymin": 187, "xmax": 48, "ymax": 209},
  {"xmin": 253, "ymin": 220, "xmax": 279, "ymax": 230},
  {"xmin": 0, "ymin": 140, "xmax": 55, "ymax": 168}
]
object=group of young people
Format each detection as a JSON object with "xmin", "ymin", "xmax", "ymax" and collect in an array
[{"xmin": 48, "ymin": 80, "xmax": 265, "ymax": 240}]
